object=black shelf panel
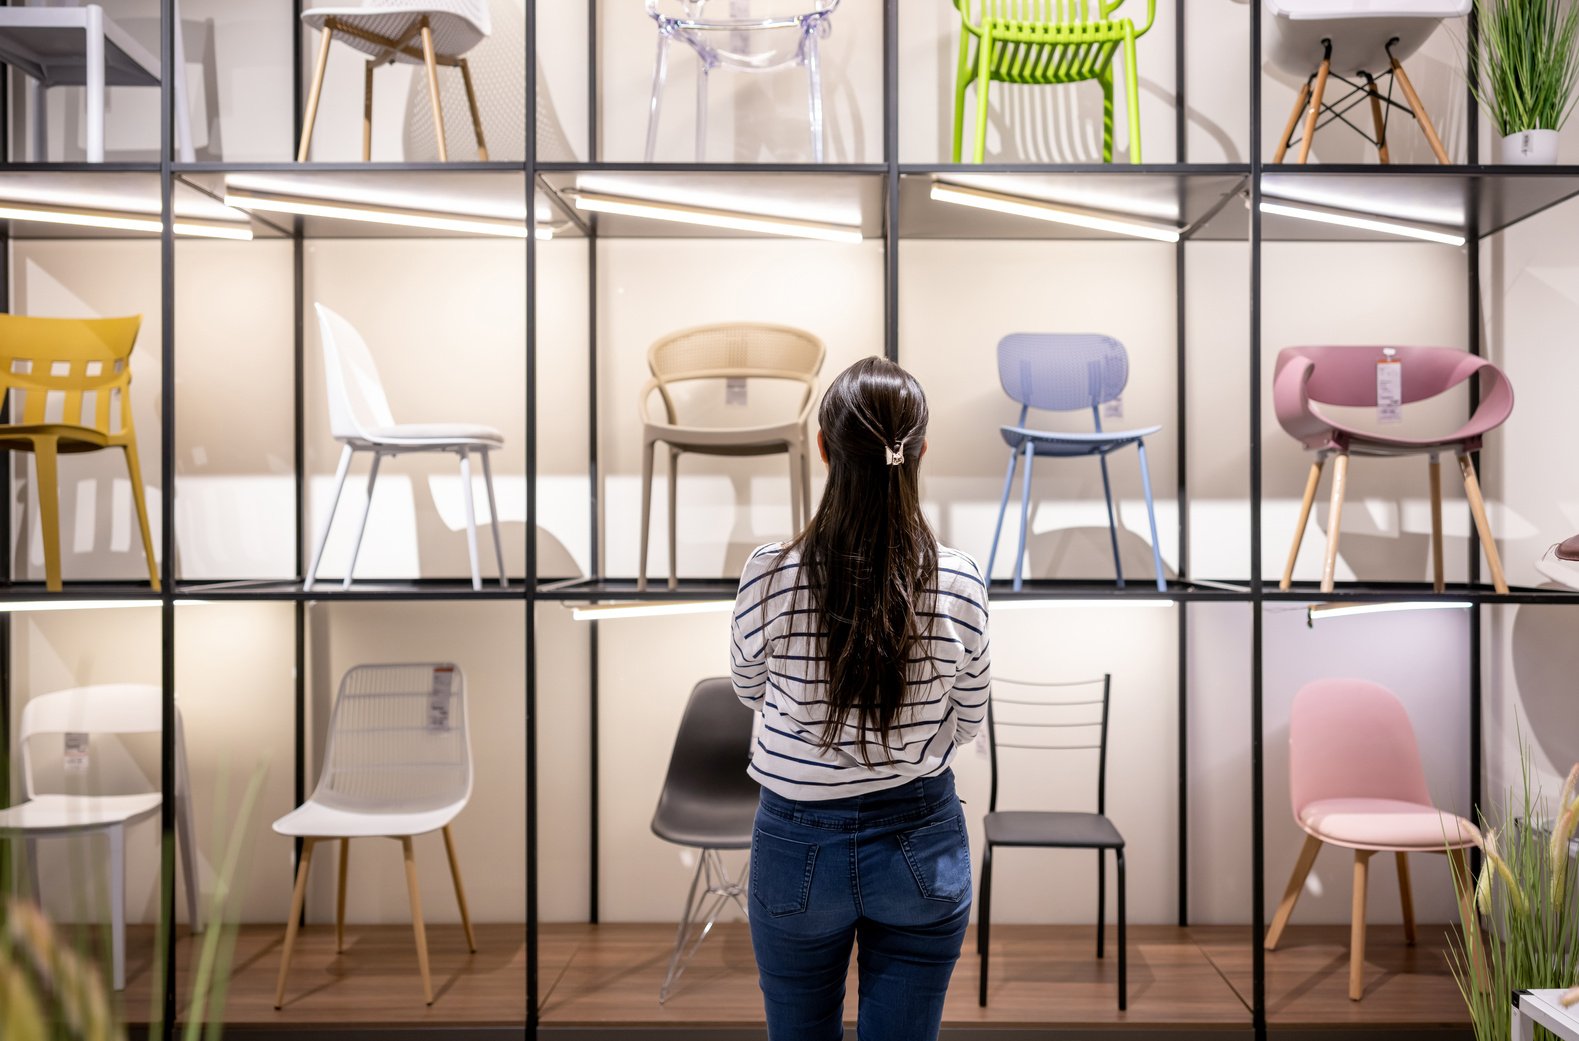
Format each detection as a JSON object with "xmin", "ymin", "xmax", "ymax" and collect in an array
[
  {"xmin": 1263, "ymin": 580, "xmax": 1579, "ymax": 605},
  {"xmin": 538, "ymin": 161, "xmax": 888, "ymax": 175},
  {"xmin": 175, "ymin": 160, "xmax": 530, "ymax": 174},
  {"xmin": 534, "ymin": 577, "xmax": 1248, "ymax": 603},
  {"xmin": 0, "ymin": 161, "xmax": 161, "ymax": 174},
  {"xmin": 535, "ymin": 577, "xmax": 739, "ymax": 602},
  {"xmin": 0, "ymin": 582, "xmax": 164, "ymax": 605},
  {"xmin": 175, "ymin": 579, "xmax": 525, "ymax": 602}
]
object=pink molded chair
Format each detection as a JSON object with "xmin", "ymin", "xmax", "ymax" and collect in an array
[
  {"xmin": 1266, "ymin": 679, "xmax": 1481, "ymax": 1001},
  {"xmin": 1274, "ymin": 346, "xmax": 1514, "ymax": 594}
]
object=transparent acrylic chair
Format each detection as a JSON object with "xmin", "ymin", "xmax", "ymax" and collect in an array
[
  {"xmin": 643, "ymin": 0, "xmax": 842, "ymax": 162},
  {"xmin": 273, "ymin": 663, "xmax": 475, "ymax": 1007}
]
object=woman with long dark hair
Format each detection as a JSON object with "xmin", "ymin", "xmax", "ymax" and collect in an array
[{"xmin": 730, "ymin": 356, "xmax": 990, "ymax": 1040}]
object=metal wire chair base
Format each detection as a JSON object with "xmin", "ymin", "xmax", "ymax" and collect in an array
[{"xmin": 658, "ymin": 847, "xmax": 750, "ymax": 1003}]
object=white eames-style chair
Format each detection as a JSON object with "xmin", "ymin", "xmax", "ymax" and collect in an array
[
  {"xmin": 0, "ymin": 684, "xmax": 201, "ymax": 991},
  {"xmin": 305, "ymin": 304, "xmax": 507, "ymax": 591},
  {"xmin": 273, "ymin": 663, "xmax": 476, "ymax": 1008}
]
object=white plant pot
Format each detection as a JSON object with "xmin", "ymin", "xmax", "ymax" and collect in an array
[{"xmin": 1498, "ymin": 129, "xmax": 1559, "ymax": 164}]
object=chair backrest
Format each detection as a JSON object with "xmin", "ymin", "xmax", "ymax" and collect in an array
[
  {"xmin": 311, "ymin": 663, "xmax": 472, "ymax": 816},
  {"xmin": 18, "ymin": 683, "xmax": 180, "ymax": 800},
  {"xmin": 646, "ymin": 322, "xmax": 825, "ymax": 424},
  {"xmin": 954, "ymin": 0, "xmax": 1131, "ymax": 27},
  {"xmin": 1277, "ymin": 345, "xmax": 1492, "ymax": 408},
  {"xmin": 0, "ymin": 314, "xmax": 141, "ymax": 438},
  {"xmin": 314, "ymin": 303, "xmax": 397, "ymax": 443},
  {"xmin": 997, "ymin": 333, "xmax": 1129, "ymax": 415},
  {"xmin": 652, "ymin": 677, "xmax": 758, "ymax": 831},
  {"xmin": 986, "ymin": 675, "xmax": 1111, "ymax": 815},
  {"xmin": 1288, "ymin": 678, "xmax": 1433, "ymax": 817}
]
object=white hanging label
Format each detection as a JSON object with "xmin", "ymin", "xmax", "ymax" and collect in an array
[
  {"xmin": 64, "ymin": 732, "xmax": 89, "ymax": 773},
  {"xmin": 1377, "ymin": 355, "xmax": 1402, "ymax": 424},
  {"xmin": 428, "ymin": 666, "xmax": 454, "ymax": 731},
  {"xmin": 725, "ymin": 377, "xmax": 748, "ymax": 406},
  {"xmin": 1103, "ymin": 395, "xmax": 1123, "ymax": 420}
]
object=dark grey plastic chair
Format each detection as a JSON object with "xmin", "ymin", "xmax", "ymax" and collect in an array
[
  {"xmin": 651, "ymin": 677, "xmax": 759, "ymax": 1002},
  {"xmin": 977, "ymin": 674, "xmax": 1126, "ymax": 1011}
]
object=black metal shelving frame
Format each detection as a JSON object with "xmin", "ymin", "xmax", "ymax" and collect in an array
[{"xmin": 0, "ymin": 1, "xmax": 1573, "ymax": 1039}]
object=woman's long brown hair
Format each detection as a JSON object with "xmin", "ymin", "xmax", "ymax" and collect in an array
[{"xmin": 779, "ymin": 357, "xmax": 938, "ymax": 766}]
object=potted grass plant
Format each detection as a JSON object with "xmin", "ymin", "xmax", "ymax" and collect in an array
[
  {"xmin": 1448, "ymin": 754, "xmax": 1579, "ymax": 1041},
  {"xmin": 1469, "ymin": 0, "xmax": 1579, "ymax": 163}
]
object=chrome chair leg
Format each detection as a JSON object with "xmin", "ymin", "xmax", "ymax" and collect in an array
[{"xmin": 659, "ymin": 849, "xmax": 748, "ymax": 1003}]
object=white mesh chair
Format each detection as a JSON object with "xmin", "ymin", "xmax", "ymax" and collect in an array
[
  {"xmin": 298, "ymin": 0, "xmax": 491, "ymax": 161},
  {"xmin": 637, "ymin": 323, "xmax": 825, "ymax": 592},
  {"xmin": 305, "ymin": 304, "xmax": 507, "ymax": 591},
  {"xmin": 0, "ymin": 684, "xmax": 200, "ymax": 991},
  {"xmin": 0, "ymin": 0, "xmax": 195, "ymax": 162},
  {"xmin": 272, "ymin": 663, "xmax": 475, "ymax": 1008},
  {"xmin": 644, "ymin": 0, "xmax": 842, "ymax": 162}
]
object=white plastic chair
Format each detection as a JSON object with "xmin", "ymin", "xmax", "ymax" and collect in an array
[
  {"xmin": 0, "ymin": 0, "xmax": 195, "ymax": 163},
  {"xmin": 644, "ymin": 0, "xmax": 841, "ymax": 162},
  {"xmin": 298, "ymin": 0, "xmax": 491, "ymax": 161},
  {"xmin": 272, "ymin": 663, "xmax": 475, "ymax": 1008},
  {"xmin": 305, "ymin": 303, "xmax": 507, "ymax": 591},
  {"xmin": 0, "ymin": 684, "xmax": 200, "ymax": 991},
  {"xmin": 1262, "ymin": 0, "xmax": 1468, "ymax": 163}
]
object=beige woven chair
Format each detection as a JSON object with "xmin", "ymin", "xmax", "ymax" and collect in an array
[{"xmin": 638, "ymin": 323, "xmax": 826, "ymax": 592}]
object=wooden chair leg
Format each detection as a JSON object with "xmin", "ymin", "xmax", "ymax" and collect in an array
[
  {"xmin": 1364, "ymin": 72, "xmax": 1389, "ymax": 163},
  {"xmin": 1267, "ymin": 834, "xmax": 1322, "ymax": 950},
  {"xmin": 1396, "ymin": 851, "xmax": 1416, "ymax": 946},
  {"xmin": 1297, "ymin": 56, "xmax": 1331, "ymax": 164},
  {"xmin": 1429, "ymin": 455, "xmax": 1444, "ymax": 593},
  {"xmin": 637, "ymin": 439, "xmax": 655, "ymax": 592},
  {"xmin": 122, "ymin": 443, "xmax": 159, "ymax": 591},
  {"xmin": 1350, "ymin": 849, "xmax": 1373, "ymax": 1001},
  {"xmin": 402, "ymin": 836, "xmax": 434, "ymax": 1004},
  {"xmin": 442, "ymin": 825, "xmax": 477, "ymax": 953},
  {"xmin": 1390, "ymin": 55, "xmax": 1450, "ymax": 164},
  {"xmin": 34, "ymin": 439, "xmax": 63, "ymax": 591},
  {"xmin": 1282, "ymin": 457, "xmax": 1325, "ymax": 590},
  {"xmin": 336, "ymin": 837, "xmax": 350, "ymax": 953},
  {"xmin": 1321, "ymin": 452, "xmax": 1349, "ymax": 593},
  {"xmin": 1458, "ymin": 453, "xmax": 1509, "ymax": 594},
  {"xmin": 275, "ymin": 838, "xmax": 317, "ymax": 1008},
  {"xmin": 419, "ymin": 18, "xmax": 449, "ymax": 162},
  {"xmin": 667, "ymin": 447, "xmax": 680, "ymax": 592},
  {"xmin": 458, "ymin": 58, "xmax": 488, "ymax": 161},
  {"xmin": 1274, "ymin": 77, "xmax": 1311, "ymax": 163},
  {"xmin": 362, "ymin": 60, "xmax": 374, "ymax": 161},
  {"xmin": 297, "ymin": 25, "xmax": 332, "ymax": 162}
]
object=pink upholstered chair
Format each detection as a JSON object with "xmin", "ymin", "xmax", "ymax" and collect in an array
[
  {"xmin": 1266, "ymin": 679, "xmax": 1480, "ymax": 1001},
  {"xmin": 1273, "ymin": 346, "xmax": 1514, "ymax": 594}
]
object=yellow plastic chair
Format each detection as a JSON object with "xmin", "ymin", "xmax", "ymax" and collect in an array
[{"xmin": 0, "ymin": 314, "xmax": 158, "ymax": 591}]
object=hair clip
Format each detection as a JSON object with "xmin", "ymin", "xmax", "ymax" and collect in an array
[{"xmin": 884, "ymin": 437, "xmax": 907, "ymax": 466}]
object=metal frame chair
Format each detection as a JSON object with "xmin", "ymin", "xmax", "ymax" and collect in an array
[
  {"xmin": 305, "ymin": 303, "xmax": 508, "ymax": 591},
  {"xmin": 0, "ymin": 684, "xmax": 200, "ymax": 991},
  {"xmin": 637, "ymin": 322, "xmax": 824, "ymax": 592},
  {"xmin": 985, "ymin": 333, "xmax": 1165, "ymax": 592},
  {"xmin": 978, "ymin": 674, "xmax": 1126, "ymax": 1010},
  {"xmin": 273, "ymin": 663, "xmax": 476, "ymax": 1008},
  {"xmin": 643, "ymin": 0, "xmax": 841, "ymax": 162},
  {"xmin": 650, "ymin": 677, "xmax": 758, "ymax": 1003}
]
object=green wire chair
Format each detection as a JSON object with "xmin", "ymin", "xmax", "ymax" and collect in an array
[{"xmin": 949, "ymin": 0, "xmax": 1156, "ymax": 163}]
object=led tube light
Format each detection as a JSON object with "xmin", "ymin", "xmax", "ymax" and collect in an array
[
  {"xmin": 0, "ymin": 201, "xmax": 253, "ymax": 240},
  {"xmin": 570, "ymin": 600, "xmax": 735, "ymax": 621},
  {"xmin": 224, "ymin": 188, "xmax": 546, "ymax": 239},
  {"xmin": 929, "ymin": 182, "xmax": 1182, "ymax": 243},
  {"xmin": 570, "ymin": 190, "xmax": 863, "ymax": 243},
  {"xmin": 989, "ymin": 598, "xmax": 1177, "ymax": 610},
  {"xmin": 1258, "ymin": 200, "xmax": 1466, "ymax": 246},
  {"xmin": 1306, "ymin": 600, "xmax": 1472, "ymax": 622}
]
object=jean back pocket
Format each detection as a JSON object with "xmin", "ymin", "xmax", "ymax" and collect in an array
[
  {"xmin": 750, "ymin": 828, "xmax": 819, "ymax": 917},
  {"xmin": 897, "ymin": 816, "xmax": 972, "ymax": 903}
]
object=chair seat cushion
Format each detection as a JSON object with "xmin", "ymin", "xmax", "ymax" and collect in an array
[
  {"xmin": 652, "ymin": 791, "xmax": 757, "ymax": 850},
  {"xmin": 273, "ymin": 799, "xmax": 464, "ymax": 838},
  {"xmin": 0, "ymin": 793, "xmax": 161, "ymax": 834},
  {"xmin": 301, "ymin": 6, "xmax": 488, "ymax": 63},
  {"xmin": 1000, "ymin": 424, "xmax": 1161, "ymax": 457},
  {"xmin": 362, "ymin": 422, "xmax": 504, "ymax": 446},
  {"xmin": 984, "ymin": 810, "xmax": 1124, "ymax": 849},
  {"xmin": 1299, "ymin": 798, "xmax": 1479, "ymax": 851}
]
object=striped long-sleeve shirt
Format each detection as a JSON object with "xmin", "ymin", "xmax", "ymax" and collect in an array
[{"xmin": 730, "ymin": 541, "xmax": 991, "ymax": 800}]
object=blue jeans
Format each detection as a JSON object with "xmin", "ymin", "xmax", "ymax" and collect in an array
[{"xmin": 748, "ymin": 771, "xmax": 971, "ymax": 1041}]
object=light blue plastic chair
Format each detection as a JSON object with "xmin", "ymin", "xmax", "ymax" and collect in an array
[{"xmin": 986, "ymin": 333, "xmax": 1166, "ymax": 592}]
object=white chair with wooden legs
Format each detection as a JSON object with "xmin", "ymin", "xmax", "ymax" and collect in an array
[
  {"xmin": 298, "ymin": 0, "xmax": 491, "ymax": 161},
  {"xmin": 1274, "ymin": 346, "xmax": 1514, "ymax": 594},
  {"xmin": 1263, "ymin": 0, "xmax": 1468, "ymax": 163},
  {"xmin": 636, "ymin": 323, "xmax": 825, "ymax": 591},
  {"xmin": 273, "ymin": 663, "xmax": 476, "ymax": 1008},
  {"xmin": 0, "ymin": 685, "xmax": 201, "ymax": 991},
  {"xmin": 306, "ymin": 304, "xmax": 508, "ymax": 591},
  {"xmin": 1267, "ymin": 679, "xmax": 1484, "ymax": 1002}
]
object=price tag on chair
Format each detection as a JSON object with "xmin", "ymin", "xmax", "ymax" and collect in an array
[
  {"xmin": 1104, "ymin": 395, "xmax": 1123, "ymax": 420},
  {"xmin": 1377, "ymin": 350, "xmax": 1402, "ymax": 424},
  {"xmin": 64, "ymin": 732, "xmax": 89, "ymax": 774},
  {"xmin": 428, "ymin": 666, "xmax": 454, "ymax": 731},
  {"xmin": 725, "ymin": 377, "xmax": 748, "ymax": 406}
]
